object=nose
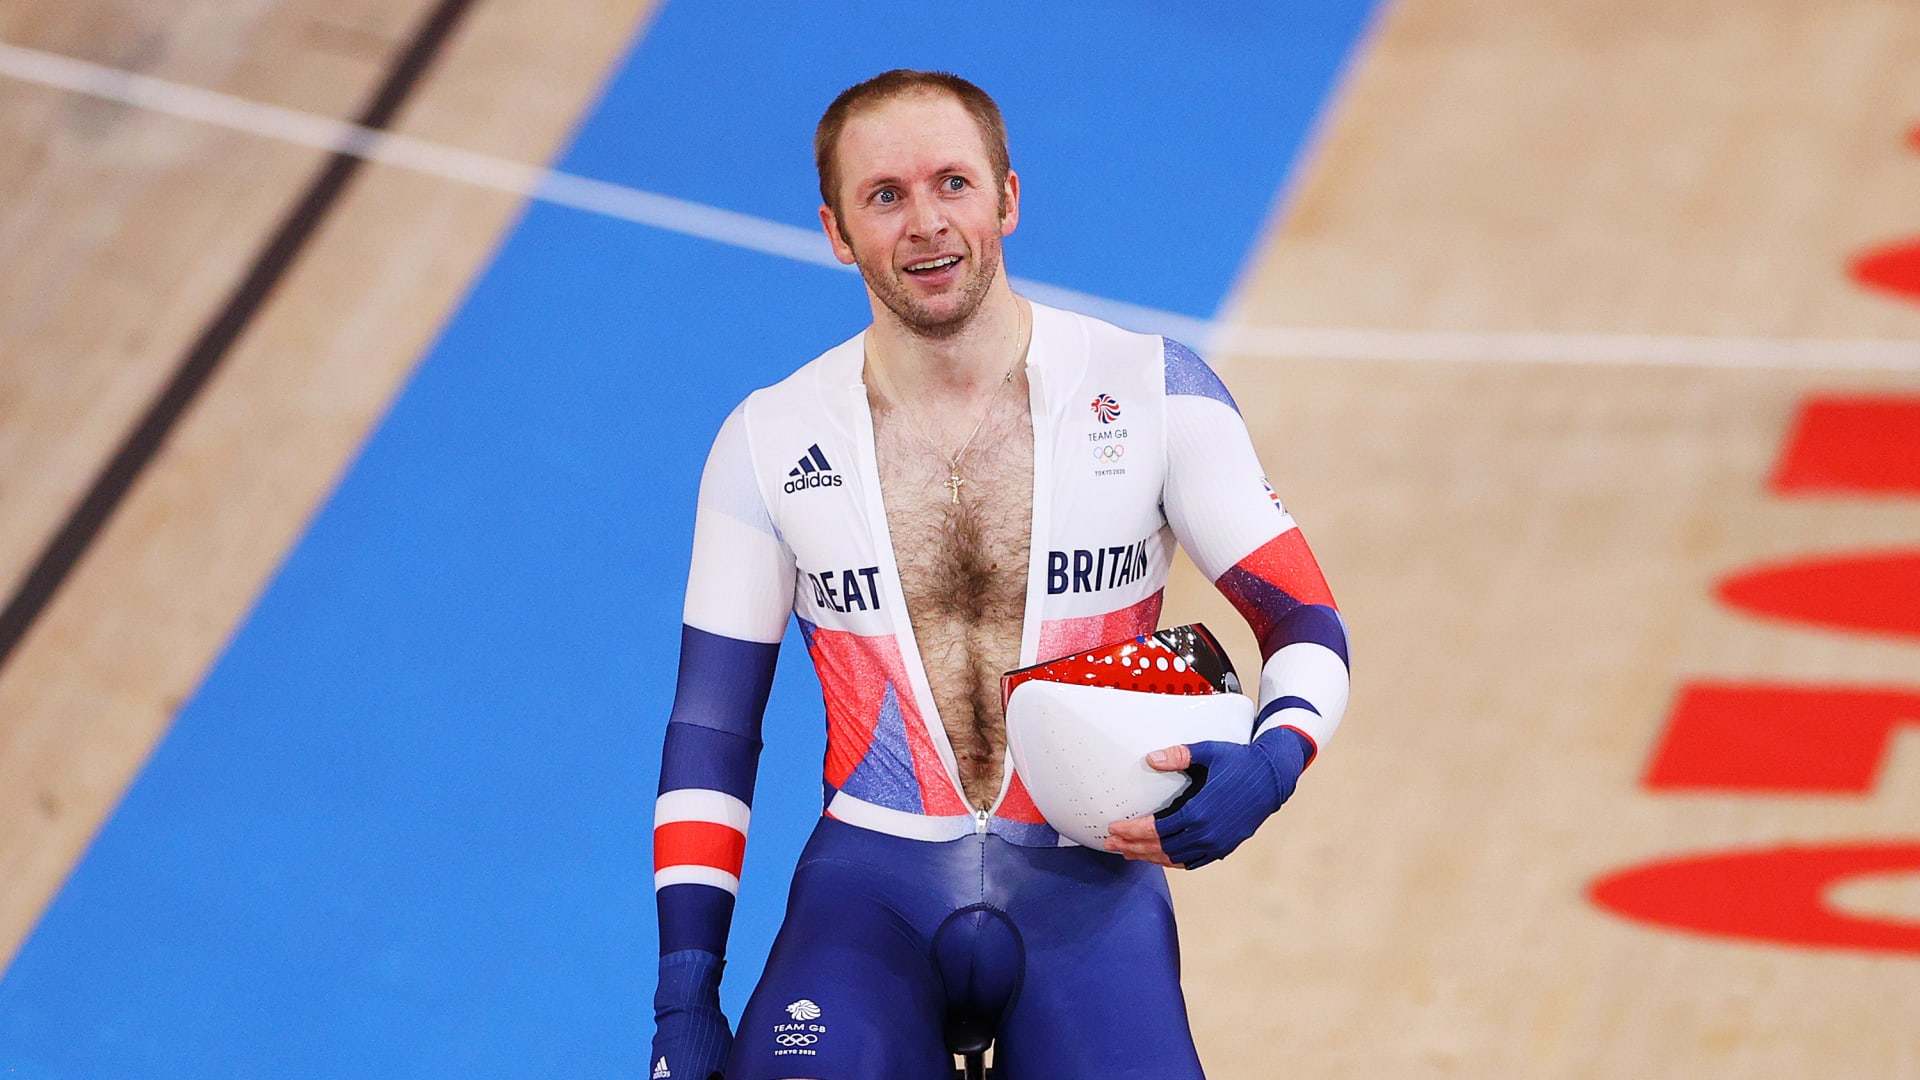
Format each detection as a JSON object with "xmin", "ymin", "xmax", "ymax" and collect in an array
[{"xmin": 905, "ymin": 193, "xmax": 948, "ymax": 241}]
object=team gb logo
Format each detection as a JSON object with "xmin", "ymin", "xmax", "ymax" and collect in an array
[
  {"xmin": 1090, "ymin": 393, "xmax": 1121, "ymax": 424},
  {"xmin": 786, "ymin": 1000, "xmax": 822, "ymax": 1021}
]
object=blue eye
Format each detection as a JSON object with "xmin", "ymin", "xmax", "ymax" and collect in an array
[
  {"xmin": 875, "ymin": 189, "xmax": 897, "ymax": 205},
  {"xmin": 944, "ymin": 176, "xmax": 967, "ymax": 192}
]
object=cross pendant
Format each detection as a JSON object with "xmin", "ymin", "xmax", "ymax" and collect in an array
[{"xmin": 944, "ymin": 471, "xmax": 966, "ymax": 503}]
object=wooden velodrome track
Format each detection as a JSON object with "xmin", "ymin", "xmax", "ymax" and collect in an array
[{"xmin": 3, "ymin": 0, "xmax": 1919, "ymax": 1076}]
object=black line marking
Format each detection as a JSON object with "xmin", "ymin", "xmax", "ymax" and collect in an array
[{"xmin": 0, "ymin": 0, "xmax": 479, "ymax": 676}]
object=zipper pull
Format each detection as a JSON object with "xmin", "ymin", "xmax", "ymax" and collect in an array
[{"xmin": 975, "ymin": 808, "xmax": 990, "ymax": 834}]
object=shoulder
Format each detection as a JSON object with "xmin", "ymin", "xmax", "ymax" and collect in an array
[
  {"xmin": 726, "ymin": 331, "xmax": 864, "ymax": 439},
  {"xmin": 1033, "ymin": 302, "xmax": 1236, "ymax": 410},
  {"xmin": 1160, "ymin": 337, "xmax": 1238, "ymax": 412},
  {"xmin": 1039, "ymin": 302, "xmax": 1158, "ymax": 365}
]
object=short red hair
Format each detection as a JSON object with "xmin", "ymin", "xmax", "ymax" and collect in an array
[{"xmin": 814, "ymin": 69, "xmax": 1010, "ymax": 218}]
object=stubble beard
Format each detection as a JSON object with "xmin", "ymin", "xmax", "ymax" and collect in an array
[{"xmin": 856, "ymin": 233, "xmax": 1004, "ymax": 340}]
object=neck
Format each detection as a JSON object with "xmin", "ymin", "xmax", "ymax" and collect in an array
[{"xmin": 865, "ymin": 281, "xmax": 1030, "ymax": 407}]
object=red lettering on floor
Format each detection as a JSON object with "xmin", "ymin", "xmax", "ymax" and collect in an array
[
  {"xmin": 1849, "ymin": 240, "xmax": 1920, "ymax": 305},
  {"xmin": 1645, "ymin": 684, "xmax": 1920, "ymax": 793},
  {"xmin": 1715, "ymin": 550, "xmax": 1920, "ymax": 640},
  {"xmin": 1596, "ymin": 386, "xmax": 1920, "ymax": 955},
  {"xmin": 1846, "ymin": 124, "xmax": 1920, "ymax": 304},
  {"xmin": 1589, "ymin": 844, "xmax": 1920, "ymax": 954},
  {"xmin": 1770, "ymin": 397, "xmax": 1920, "ymax": 495}
]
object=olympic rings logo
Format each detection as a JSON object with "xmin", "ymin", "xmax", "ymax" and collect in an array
[
  {"xmin": 1094, "ymin": 444, "xmax": 1125, "ymax": 463},
  {"xmin": 775, "ymin": 1034, "xmax": 819, "ymax": 1048}
]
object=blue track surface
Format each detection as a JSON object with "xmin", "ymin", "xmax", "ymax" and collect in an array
[{"xmin": 0, "ymin": 2, "xmax": 1378, "ymax": 1074}]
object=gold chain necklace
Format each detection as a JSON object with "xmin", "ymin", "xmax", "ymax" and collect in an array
[{"xmin": 889, "ymin": 311, "xmax": 1029, "ymax": 504}]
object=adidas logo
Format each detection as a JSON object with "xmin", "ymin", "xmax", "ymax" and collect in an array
[
  {"xmin": 784, "ymin": 444, "xmax": 844, "ymax": 493},
  {"xmin": 652, "ymin": 1056, "xmax": 671, "ymax": 1079}
]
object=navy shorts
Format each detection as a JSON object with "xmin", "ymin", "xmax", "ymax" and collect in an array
[{"xmin": 725, "ymin": 816, "xmax": 1205, "ymax": 1079}]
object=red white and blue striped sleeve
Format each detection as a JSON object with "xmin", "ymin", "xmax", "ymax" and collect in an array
[
  {"xmin": 1160, "ymin": 340, "xmax": 1349, "ymax": 761},
  {"xmin": 655, "ymin": 402, "xmax": 794, "ymax": 957}
]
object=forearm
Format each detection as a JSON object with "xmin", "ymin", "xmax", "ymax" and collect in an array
[
  {"xmin": 649, "ymin": 625, "xmax": 778, "ymax": 1079},
  {"xmin": 1244, "ymin": 590, "xmax": 1349, "ymax": 760},
  {"xmin": 653, "ymin": 625, "xmax": 777, "ymax": 958}
]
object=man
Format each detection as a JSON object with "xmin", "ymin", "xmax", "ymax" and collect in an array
[{"xmin": 649, "ymin": 70, "xmax": 1348, "ymax": 1080}]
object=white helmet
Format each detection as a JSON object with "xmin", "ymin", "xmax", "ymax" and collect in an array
[{"xmin": 1002, "ymin": 624, "xmax": 1253, "ymax": 850}]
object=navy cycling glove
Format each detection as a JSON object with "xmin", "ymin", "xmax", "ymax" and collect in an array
[
  {"xmin": 1153, "ymin": 726, "xmax": 1311, "ymax": 869},
  {"xmin": 650, "ymin": 949, "xmax": 731, "ymax": 1080}
]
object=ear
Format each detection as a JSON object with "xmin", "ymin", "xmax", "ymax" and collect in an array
[
  {"xmin": 819, "ymin": 205, "xmax": 858, "ymax": 266},
  {"xmin": 999, "ymin": 169, "xmax": 1021, "ymax": 237}
]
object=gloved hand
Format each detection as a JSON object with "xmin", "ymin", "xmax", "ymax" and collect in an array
[
  {"xmin": 650, "ymin": 949, "xmax": 731, "ymax": 1080},
  {"xmin": 1106, "ymin": 727, "xmax": 1311, "ymax": 869}
]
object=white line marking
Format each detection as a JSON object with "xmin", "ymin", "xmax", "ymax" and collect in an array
[
  {"xmin": 4, "ymin": 39, "xmax": 1916, "ymax": 372},
  {"xmin": 1217, "ymin": 325, "xmax": 1920, "ymax": 372},
  {"xmin": 0, "ymin": 39, "xmax": 846, "ymax": 269}
]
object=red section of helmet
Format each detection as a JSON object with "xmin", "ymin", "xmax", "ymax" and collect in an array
[{"xmin": 1001, "ymin": 624, "xmax": 1225, "ymax": 709}]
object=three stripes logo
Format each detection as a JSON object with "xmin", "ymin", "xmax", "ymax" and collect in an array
[{"xmin": 785, "ymin": 444, "xmax": 844, "ymax": 494}]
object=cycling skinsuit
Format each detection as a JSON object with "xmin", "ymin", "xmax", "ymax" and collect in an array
[{"xmin": 653, "ymin": 302, "xmax": 1349, "ymax": 1078}]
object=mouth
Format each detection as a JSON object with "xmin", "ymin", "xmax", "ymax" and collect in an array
[{"xmin": 902, "ymin": 254, "xmax": 962, "ymax": 278}]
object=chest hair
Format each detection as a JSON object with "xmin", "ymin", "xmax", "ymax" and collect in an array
[{"xmin": 872, "ymin": 389, "xmax": 1034, "ymax": 810}]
